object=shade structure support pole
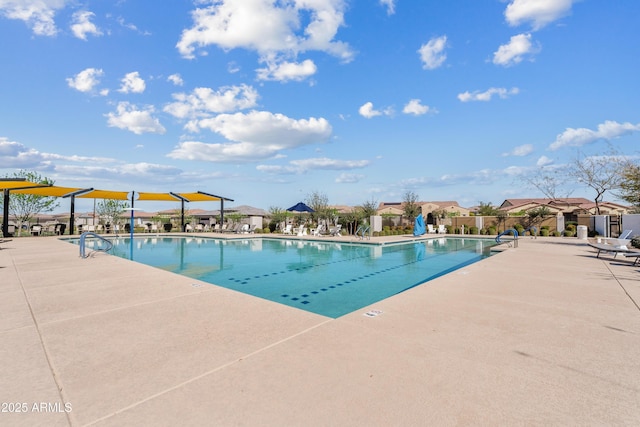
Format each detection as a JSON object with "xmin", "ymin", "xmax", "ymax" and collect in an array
[
  {"xmin": 130, "ymin": 192, "xmax": 135, "ymax": 241},
  {"xmin": 181, "ymin": 200, "xmax": 185, "ymax": 231},
  {"xmin": 220, "ymin": 199, "xmax": 225, "ymax": 228},
  {"xmin": 69, "ymin": 196, "xmax": 76, "ymax": 235},
  {"xmin": 2, "ymin": 189, "xmax": 9, "ymax": 237}
]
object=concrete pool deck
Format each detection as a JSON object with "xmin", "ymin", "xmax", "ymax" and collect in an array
[{"xmin": 1, "ymin": 234, "xmax": 639, "ymax": 426}]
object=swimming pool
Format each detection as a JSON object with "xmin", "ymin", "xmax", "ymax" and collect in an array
[{"xmin": 72, "ymin": 236, "xmax": 497, "ymax": 318}]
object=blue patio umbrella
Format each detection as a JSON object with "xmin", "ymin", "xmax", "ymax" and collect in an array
[
  {"xmin": 287, "ymin": 202, "xmax": 315, "ymax": 213},
  {"xmin": 287, "ymin": 202, "xmax": 314, "ymax": 225}
]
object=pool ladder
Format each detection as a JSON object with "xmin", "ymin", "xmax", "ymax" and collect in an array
[
  {"xmin": 79, "ymin": 232, "xmax": 113, "ymax": 258},
  {"xmin": 495, "ymin": 228, "xmax": 519, "ymax": 248}
]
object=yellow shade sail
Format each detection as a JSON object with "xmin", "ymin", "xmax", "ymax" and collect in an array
[
  {"xmin": 75, "ymin": 190, "xmax": 131, "ymax": 200},
  {"xmin": 137, "ymin": 192, "xmax": 183, "ymax": 202},
  {"xmin": 0, "ymin": 179, "xmax": 50, "ymax": 190},
  {"xmin": 4, "ymin": 183, "xmax": 230, "ymax": 204},
  {"xmin": 10, "ymin": 186, "xmax": 88, "ymax": 197},
  {"xmin": 174, "ymin": 192, "xmax": 221, "ymax": 202}
]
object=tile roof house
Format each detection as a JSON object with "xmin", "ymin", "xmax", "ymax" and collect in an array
[
  {"xmin": 376, "ymin": 201, "xmax": 471, "ymax": 224},
  {"xmin": 499, "ymin": 198, "xmax": 630, "ymax": 216}
]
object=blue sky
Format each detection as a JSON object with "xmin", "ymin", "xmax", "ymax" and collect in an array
[{"xmin": 1, "ymin": 0, "xmax": 639, "ymax": 214}]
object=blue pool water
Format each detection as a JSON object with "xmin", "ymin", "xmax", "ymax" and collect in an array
[{"xmin": 71, "ymin": 236, "xmax": 497, "ymax": 318}]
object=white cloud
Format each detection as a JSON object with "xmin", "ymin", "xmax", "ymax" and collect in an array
[
  {"xmin": 493, "ymin": 33, "xmax": 539, "ymax": 66},
  {"xmin": 379, "ymin": 0, "xmax": 395, "ymax": 15},
  {"xmin": 0, "ymin": 137, "xmax": 44, "ymax": 167},
  {"xmin": 549, "ymin": 120, "xmax": 640, "ymax": 151},
  {"xmin": 0, "ymin": 0, "xmax": 67, "ymax": 36},
  {"xmin": 106, "ymin": 102, "xmax": 166, "ymax": 135},
  {"xmin": 256, "ymin": 59, "xmax": 317, "ymax": 82},
  {"xmin": 457, "ymin": 87, "xmax": 520, "ymax": 102},
  {"xmin": 359, "ymin": 102, "xmax": 393, "ymax": 119},
  {"xmin": 402, "ymin": 99, "xmax": 436, "ymax": 116},
  {"xmin": 505, "ymin": 0, "xmax": 574, "ymax": 30},
  {"xmin": 116, "ymin": 16, "xmax": 150, "ymax": 36},
  {"xmin": 418, "ymin": 35, "xmax": 447, "ymax": 70},
  {"xmin": 0, "ymin": 137, "xmax": 116, "ymax": 169},
  {"xmin": 290, "ymin": 157, "xmax": 369, "ymax": 170},
  {"xmin": 168, "ymin": 110, "xmax": 332, "ymax": 163},
  {"xmin": 502, "ymin": 144, "xmax": 533, "ymax": 157},
  {"xmin": 167, "ymin": 73, "xmax": 184, "ymax": 86},
  {"xmin": 536, "ymin": 156, "xmax": 553, "ymax": 166},
  {"xmin": 164, "ymin": 84, "xmax": 259, "ymax": 120},
  {"xmin": 336, "ymin": 173, "xmax": 365, "ymax": 183},
  {"xmin": 70, "ymin": 10, "xmax": 102, "ymax": 40},
  {"xmin": 176, "ymin": 0, "xmax": 354, "ymax": 79},
  {"xmin": 118, "ymin": 71, "xmax": 146, "ymax": 94},
  {"xmin": 359, "ymin": 102, "xmax": 381, "ymax": 119},
  {"xmin": 66, "ymin": 68, "xmax": 104, "ymax": 93},
  {"xmin": 257, "ymin": 157, "xmax": 369, "ymax": 175}
]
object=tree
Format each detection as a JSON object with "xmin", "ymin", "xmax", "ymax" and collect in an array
[
  {"xmin": 521, "ymin": 166, "xmax": 573, "ymax": 200},
  {"xmin": 476, "ymin": 201, "xmax": 500, "ymax": 216},
  {"xmin": 3, "ymin": 170, "xmax": 59, "ymax": 236},
  {"xmin": 495, "ymin": 211, "xmax": 508, "ymax": 233},
  {"xmin": 305, "ymin": 190, "xmax": 329, "ymax": 224},
  {"xmin": 96, "ymin": 199, "xmax": 129, "ymax": 228},
  {"xmin": 268, "ymin": 206, "xmax": 291, "ymax": 231},
  {"xmin": 567, "ymin": 149, "xmax": 624, "ymax": 215},
  {"xmin": 616, "ymin": 161, "xmax": 640, "ymax": 210},
  {"xmin": 358, "ymin": 197, "xmax": 378, "ymax": 219},
  {"xmin": 525, "ymin": 206, "xmax": 552, "ymax": 231},
  {"xmin": 402, "ymin": 191, "xmax": 420, "ymax": 223}
]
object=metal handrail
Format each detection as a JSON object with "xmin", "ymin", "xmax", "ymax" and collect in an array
[
  {"xmin": 79, "ymin": 232, "xmax": 113, "ymax": 258},
  {"xmin": 496, "ymin": 228, "xmax": 519, "ymax": 247}
]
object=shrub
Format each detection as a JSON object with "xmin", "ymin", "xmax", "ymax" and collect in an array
[
  {"xmin": 469, "ymin": 226, "xmax": 478, "ymax": 235},
  {"xmin": 487, "ymin": 227, "xmax": 497, "ymax": 235},
  {"xmin": 540, "ymin": 228, "xmax": 549, "ymax": 237},
  {"xmin": 552, "ymin": 231, "xmax": 562, "ymax": 237},
  {"xmin": 563, "ymin": 230, "xmax": 575, "ymax": 237},
  {"xmin": 631, "ymin": 236, "xmax": 640, "ymax": 249}
]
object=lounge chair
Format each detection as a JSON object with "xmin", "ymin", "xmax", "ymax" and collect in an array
[
  {"xmin": 282, "ymin": 224, "xmax": 293, "ymax": 235},
  {"xmin": 601, "ymin": 229, "xmax": 633, "ymax": 249},
  {"xmin": 55, "ymin": 223, "xmax": 66, "ymax": 235},
  {"xmin": 329, "ymin": 224, "xmax": 342, "ymax": 236},
  {"xmin": 588, "ymin": 242, "xmax": 631, "ymax": 259},
  {"xmin": 312, "ymin": 224, "xmax": 325, "ymax": 236},
  {"xmin": 437, "ymin": 224, "xmax": 446, "ymax": 234},
  {"xmin": 31, "ymin": 225, "xmax": 42, "ymax": 236},
  {"xmin": 427, "ymin": 224, "xmax": 436, "ymax": 234},
  {"xmin": 623, "ymin": 252, "xmax": 640, "ymax": 266}
]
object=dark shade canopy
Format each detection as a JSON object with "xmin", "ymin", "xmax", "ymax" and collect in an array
[{"xmin": 287, "ymin": 202, "xmax": 314, "ymax": 213}]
